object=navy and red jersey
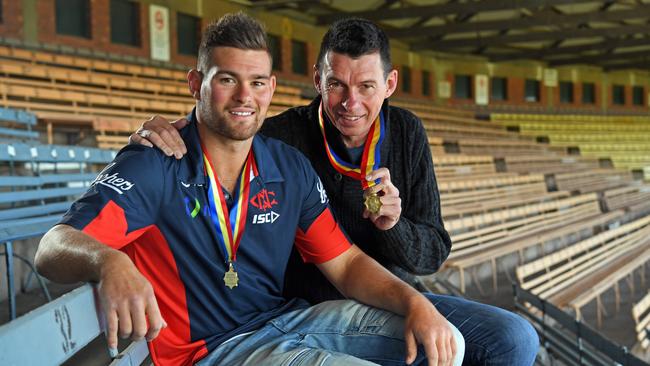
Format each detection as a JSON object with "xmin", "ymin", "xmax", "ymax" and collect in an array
[{"xmin": 58, "ymin": 110, "xmax": 352, "ymax": 365}]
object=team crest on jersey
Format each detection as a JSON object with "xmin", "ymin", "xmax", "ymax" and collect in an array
[
  {"xmin": 250, "ymin": 189, "xmax": 280, "ymax": 224},
  {"xmin": 250, "ymin": 189, "xmax": 278, "ymax": 211},
  {"xmin": 91, "ymin": 163, "xmax": 135, "ymax": 195}
]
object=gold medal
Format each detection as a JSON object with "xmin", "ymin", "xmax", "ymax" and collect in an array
[
  {"xmin": 364, "ymin": 192, "xmax": 382, "ymax": 215},
  {"xmin": 223, "ymin": 262, "xmax": 239, "ymax": 289}
]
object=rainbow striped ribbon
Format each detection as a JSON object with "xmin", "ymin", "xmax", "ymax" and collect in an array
[
  {"xmin": 202, "ymin": 146, "xmax": 257, "ymax": 264},
  {"xmin": 317, "ymin": 102, "xmax": 385, "ymax": 189}
]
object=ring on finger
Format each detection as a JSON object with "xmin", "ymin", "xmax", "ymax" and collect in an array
[{"xmin": 138, "ymin": 129, "xmax": 152, "ymax": 138}]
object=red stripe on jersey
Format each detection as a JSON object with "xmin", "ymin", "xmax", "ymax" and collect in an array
[
  {"xmin": 82, "ymin": 200, "xmax": 151, "ymax": 249},
  {"xmin": 82, "ymin": 200, "xmax": 208, "ymax": 365},
  {"xmin": 295, "ymin": 208, "xmax": 352, "ymax": 264}
]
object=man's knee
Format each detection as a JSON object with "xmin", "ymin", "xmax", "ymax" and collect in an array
[
  {"xmin": 501, "ymin": 312, "xmax": 539, "ymax": 359},
  {"xmin": 287, "ymin": 348, "xmax": 377, "ymax": 366}
]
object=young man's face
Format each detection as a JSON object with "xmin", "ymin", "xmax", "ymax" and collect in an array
[
  {"xmin": 193, "ymin": 46, "xmax": 276, "ymax": 141},
  {"xmin": 315, "ymin": 51, "xmax": 397, "ymax": 147}
]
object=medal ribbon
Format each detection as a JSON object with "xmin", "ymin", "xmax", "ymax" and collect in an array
[
  {"xmin": 202, "ymin": 146, "xmax": 258, "ymax": 263},
  {"xmin": 317, "ymin": 102, "xmax": 385, "ymax": 189}
]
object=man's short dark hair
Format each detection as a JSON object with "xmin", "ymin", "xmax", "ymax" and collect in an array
[
  {"xmin": 197, "ymin": 12, "xmax": 270, "ymax": 72},
  {"xmin": 316, "ymin": 18, "xmax": 392, "ymax": 77}
]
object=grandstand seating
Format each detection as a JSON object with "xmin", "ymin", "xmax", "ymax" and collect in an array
[
  {"xmin": 432, "ymin": 154, "xmax": 502, "ymax": 180},
  {"xmin": 93, "ymin": 119, "xmax": 142, "ymax": 150},
  {"xmin": 455, "ymin": 137, "xmax": 567, "ymax": 157},
  {"xmin": 0, "ymin": 141, "xmax": 114, "ymax": 319},
  {"xmin": 514, "ymin": 283, "xmax": 648, "ymax": 366},
  {"xmin": 602, "ymin": 185, "xmax": 650, "ymax": 215},
  {"xmin": 0, "ymin": 142, "xmax": 113, "ymax": 225},
  {"xmin": 443, "ymin": 192, "xmax": 623, "ymax": 293},
  {"xmin": 516, "ymin": 215, "xmax": 650, "ymax": 327},
  {"xmin": 391, "ymin": 99, "xmax": 475, "ymax": 119},
  {"xmin": 553, "ymin": 169, "xmax": 633, "ymax": 194},
  {"xmin": 0, "ymin": 107, "xmax": 39, "ymax": 142},
  {"xmin": 633, "ymin": 291, "xmax": 650, "ymax": 350},
  {"xmin": 0, "ymin": 284, "xmax": 149, "ymax": 365},
  {"xmin": 492, "ymin": 113, "xmax": 650, "ymax": 179},
  {"xmin": 566, "ymin": 248, "xmax": 650, "ymax": 327},
  {"xmin": 0, "ymin": 44, "xmax": 310, "ymax": 149},
  {"xmin": 498, "ymin": 154, "xmax": 601, "ymax": 175},
  {"xmin": 439, "ymin": 173, "xmax": 551, "ymax": 218},
  {"xmin": 416, "ymin": 107, "xmax": 570, "ymax": 157}
]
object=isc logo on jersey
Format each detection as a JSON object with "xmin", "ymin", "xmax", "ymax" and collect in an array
[
  {"xmin": 250, "ymin": 189, "xmax": 280, "ymax": 224},
  {"xmin": 252, "ymin": 211, "xmax": 279, "ymax": 224}
]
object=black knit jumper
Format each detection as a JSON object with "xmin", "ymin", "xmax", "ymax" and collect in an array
[{"xmin": 260, "ymin": 96, "xmax": 452, "ymax": 304}]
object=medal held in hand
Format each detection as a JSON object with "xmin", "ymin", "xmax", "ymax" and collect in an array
[
  {"xmin": 203, "ymin": 145, "xmax": 258, "ymax": 290},
  {"xmin": 318, "ymin": 102, "xmax": 385, "ymax": 214},
  {"xmin": 364, "ymin": 191, "xmax": 382, "ymax": 215}
]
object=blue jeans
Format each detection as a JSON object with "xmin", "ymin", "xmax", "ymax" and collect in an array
[
  {"xmin": 196, "ymin": 299, "xmax": 465, "ymax": 366},
  {"xmin": 424, "ymin": 293, "xmax": 539, "ymax": 365}
]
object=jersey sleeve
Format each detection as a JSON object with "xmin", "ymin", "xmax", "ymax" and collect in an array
[
  {"xmin": 58, "ymin": 146, "xmax": 165, "ymax": 250},
  {"xmin": 294, "ymin": 155, "xmax": 352, "ymax": 264}
]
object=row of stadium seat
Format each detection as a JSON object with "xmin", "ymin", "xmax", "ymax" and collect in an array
[
  {"xmin": 491, "ymin": 113, "xmax": 650, "ymax": 180},
  {"xmin": 0, "ymin": 45, "xmax": 310, "ymax": 148},
  {"xmin": 517, "ymin": 215, "xmax": 650, "ymax": 328},
  {"xmin": 0, "ymin": 141, "xmax": 115, "ymax": 319},
  {"xmin": 495, "ymin": 112, "xmax": 650, "ymax": 124}
]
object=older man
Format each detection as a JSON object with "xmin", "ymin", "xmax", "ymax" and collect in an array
[{"xmin": 131, "ymin": 17, "xmax": 538, "ymax": 365}]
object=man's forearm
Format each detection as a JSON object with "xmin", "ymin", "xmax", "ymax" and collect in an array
[
  {"xmin": 35, "ymin": 224, "xmax": 129, "ymax": 284},
  {"xmin": 322, "ymin": 246, "xmax": 428, "ymax": 316}
]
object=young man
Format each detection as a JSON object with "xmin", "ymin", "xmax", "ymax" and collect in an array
[
  {"xmin": 133, "ymin": 17, "xmax": 539, "ymax": 365},
  {"xmin": 35, "ymin": 13, "xmax": 464, "ymax": 366}
]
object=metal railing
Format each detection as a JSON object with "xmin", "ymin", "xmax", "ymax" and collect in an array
[{"xmin": 513, "ymin": 283, "xmax": 648, "ymax": 366}]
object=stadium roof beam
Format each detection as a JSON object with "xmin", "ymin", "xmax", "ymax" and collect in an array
[
  {"xmin": 414, "ymin": 24, "xmax": 650, "ymax": 50},
  {"xmin": 385, "ymin": 6, "xmax": 650, "ymax": 38},
  {"xmin": 250, "ymin": 0, "xmax": 650, "ymax": 71},
  {"xmin": 548, "ymin": 49, "xmax": 650, "ymax": 66},
  {"xmin": 316, "ymin": 0, "xmax": 596, "ymax": 25},
  {"xmin": 603, "ymin": 60, "xmax": 650, "ymax": 71},
  {"xmin": 247, "ymin": 0, "xmax": 313, "ymax": 8},
  {"xmin": 485, "ymin": 37, "xmax": 650, "ymax": 62}
]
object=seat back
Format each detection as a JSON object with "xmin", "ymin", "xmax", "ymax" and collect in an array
[{"xmin": 0, "ymin": 284, "xmax": 149, "ymax": 366}]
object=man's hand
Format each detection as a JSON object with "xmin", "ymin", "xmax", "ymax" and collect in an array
[
  {"xmin": 129, "ymin": 115, "xmax": 188, "ymax": 159},
  {"xmin": 317, "ymin": 246, "xmax": 458, "ymax": 365},
  {"xmin": 404, "ymin": 296, "xmax": 457, "ymax": 366},
  {"xmin": 97, "ymin": 252, "xmax": 167, "ymax": 353},
  {"xmin": 362, "ymin": 168, "xmax": 401, "ymax": 230}
]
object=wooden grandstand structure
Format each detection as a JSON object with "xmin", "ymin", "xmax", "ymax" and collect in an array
[
  {"xmin": 390, "ymin": 101, "xmax": 650, "ymax": 354},
  {"xmin": 0, "ymin": 44, "xmax": 311, "ymax": 149},
  {"xmin": 633, "ymin": 291, "xmax": 650, "ymax": 351},
  {"xmin": 516, "ymin": 215, "xmax": 650, "ymax": 327},
  {"xmin": 493, "ymin": 113, "xmax": 650, "ymax": 180}
]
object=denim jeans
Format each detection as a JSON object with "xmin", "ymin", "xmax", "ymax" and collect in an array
[
  {"xmin": 424, "ymin": 293, "xmax": 539, "ymax": 365},
  {"xmin": 196, "ymin": 299, "xmax": 465, "ymax": 366}
]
